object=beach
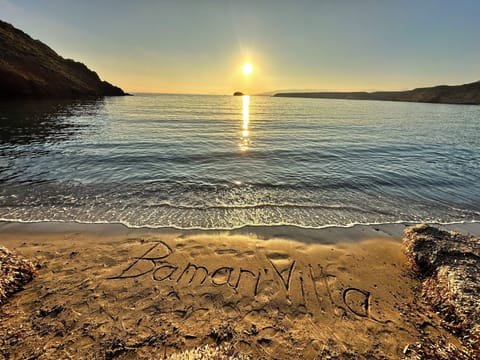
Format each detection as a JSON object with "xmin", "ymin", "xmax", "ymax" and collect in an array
[
  {"xmin": 2, "ymin": 4, "xmax": 480, "ymax": 359},
  {"xmin": 1, "ymin": 221, "xmax": 479, "ymax": 359}
]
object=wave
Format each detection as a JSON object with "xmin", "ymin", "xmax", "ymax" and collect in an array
[
  {"xmin": 138, "ymin": 201, "xmax": 364, "ymax": 211},
  {"xmin": 1, "ymin": 217, "xmax": 479, "ymax": 232}
]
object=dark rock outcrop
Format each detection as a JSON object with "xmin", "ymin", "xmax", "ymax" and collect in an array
[
  {"xmin": 274, "ymin": 80, "xmax": 480, "ymax": 105},
  {"xmin": 403, "ymin": 224, "xmax": 480, "ymax": 357},
  {"xmin": 233, "ymin": 91, "xmax": 244, "ymax": 96},
  {"xmin": 0, "ymin": 20, "xmax": 126, "ymax": 98}
]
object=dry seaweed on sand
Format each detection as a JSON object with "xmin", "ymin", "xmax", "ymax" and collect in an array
[
  {"xmin": 403, "ymin": 224, "xmax": 480, "ymax": 359},
  {"xmin": 0, "ymin": 246, "xmax": 36, "ymax": 304},
  {"xmin": 167, "ymin": 343, "xmax": 252, "ymax": 360}
]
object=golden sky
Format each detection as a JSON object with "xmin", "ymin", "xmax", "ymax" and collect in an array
[{"xmin": 2, "ymin": 0, "xmax": 480, "ymax": 94}]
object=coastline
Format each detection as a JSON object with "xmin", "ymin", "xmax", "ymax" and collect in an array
[
  {"xmin": 1, "ymin": 219, "xmax": 480, "ymax": 241},
  {"xmin": 1, "ymin": 220, "xmax": 478, "ymax": 358},
  {"xmin": 272, "ymin": 79, "xmax": 480, "ymax": 105}
]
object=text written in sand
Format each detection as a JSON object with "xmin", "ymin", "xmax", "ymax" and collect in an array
[{"xmin": 109, "ymin": 240, "xmax": 385, "ymax": 322}]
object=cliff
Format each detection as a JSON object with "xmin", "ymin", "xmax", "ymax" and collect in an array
[
  {"xmin": 274, "ymin": 80, "xmax": 480, "ymax": 105},
  {"xmin": 0, "ymin": 20, "xmax": 126, "ymax": 98}
]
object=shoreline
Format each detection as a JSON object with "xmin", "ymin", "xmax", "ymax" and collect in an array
[
  {"xmin": 1, "ymin": 220, "xmax": 478, "ymax": 358},
  {"xmin": 1, "ymin": 219, "xmax": 480, "ymax": 242}
]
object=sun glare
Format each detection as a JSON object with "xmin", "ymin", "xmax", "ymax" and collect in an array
[
  {"xmin": 242, "ymin": 63, "xmax": 253, "ymax": 76},
  {"xmin": 240, "ymin": 95, "xmax": 250, "ymax": 151}
]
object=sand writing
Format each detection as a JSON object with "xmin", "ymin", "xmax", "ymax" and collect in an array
[{"xmin": 109, "ymin": 240, "xmax": 382, "ymax": 322}]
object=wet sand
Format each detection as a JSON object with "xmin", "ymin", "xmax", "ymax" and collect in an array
[{"xmin": 1, "ymin": 221, "xmax": 479, "ymax": 359}]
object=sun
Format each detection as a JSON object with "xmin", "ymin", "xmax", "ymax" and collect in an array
[{"xmin": 242, "ymin": 63, "xmax": 253, "ymax": 76}]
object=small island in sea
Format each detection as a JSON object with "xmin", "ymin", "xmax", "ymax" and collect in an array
[{"xmin": 0, "ymin": 20, "xmax": 126, "ymax": 98}]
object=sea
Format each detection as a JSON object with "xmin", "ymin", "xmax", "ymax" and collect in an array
[{"xmin": 0, "ymin": 94, "xmax": 479, "ymax": 230}]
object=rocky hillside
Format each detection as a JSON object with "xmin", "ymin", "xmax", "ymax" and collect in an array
[
  {"xmin": 274, "ymin": 80, "xmax": 480, "ymax": 105},
  {"xmin": 0, "ymin": 20, "xmax": 126, "ymax": 98}
]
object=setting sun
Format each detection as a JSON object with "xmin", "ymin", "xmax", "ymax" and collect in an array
[{"xmin": 242, "ymin": 63, "xmax": 253, "ymax": 75}]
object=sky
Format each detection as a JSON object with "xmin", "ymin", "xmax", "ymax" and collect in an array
[{"xmin": 1, "ymin": 0, "xmax": 480, "ymax": 94}]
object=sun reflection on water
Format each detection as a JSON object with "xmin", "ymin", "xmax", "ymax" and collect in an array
[{"xmin": 240, "ymin": 95, "xmax": 250, "ymax": 151}]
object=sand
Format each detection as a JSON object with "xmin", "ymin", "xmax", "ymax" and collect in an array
[{"xmin": 1, "ymin": 221, "xmax": 479, "ymax": 359}]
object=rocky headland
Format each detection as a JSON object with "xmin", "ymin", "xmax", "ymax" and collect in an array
[
  {"xmin": 274, "ymin": 80, "xmax": 480, "ymax": 105},
  {"xmin": 0, "ymin": 20, "xmax": 126, "ymax": 98}
]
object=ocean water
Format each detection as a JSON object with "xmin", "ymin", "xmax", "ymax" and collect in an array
[{"xmin": 0, "ymin": 94, "xmax": 479, "ymax": 229}]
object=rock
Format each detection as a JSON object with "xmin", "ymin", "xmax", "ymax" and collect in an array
[
  {"xmin": 233, "ymin": 91, "xmax": 244, "ymax": 96},
  {"xmin": 403, "ymin": 224, "xmax": 480, "ymax": 355},
  {"xmin": 0, "ymin": 20, "xmax": 126, "ymax": 98}
]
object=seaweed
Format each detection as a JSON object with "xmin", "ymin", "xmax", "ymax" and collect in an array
[
  {"xmin": 403, "ymin": 224, "xmax": 480, "ymax": 359},
  {"xmin": 0, "ymin": 246, "xmax": 36, "ymax": 305}
]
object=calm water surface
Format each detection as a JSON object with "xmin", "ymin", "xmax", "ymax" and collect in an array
[{"xmin": 0, "ymin": 94, "xmax": 479, "ymax": 229}]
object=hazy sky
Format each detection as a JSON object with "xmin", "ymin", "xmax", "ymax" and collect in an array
[{"xmin": 2, "ymin": 0, "xmax": 480, "ymax": 94}]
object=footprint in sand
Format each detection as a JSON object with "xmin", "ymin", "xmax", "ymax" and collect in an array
[
  {"xmin": 214, "ymin": 248, "xmax": 238, "ymax": 255},
  {"xmin": 214, "ymin": 248, "xmax": 255, "ymax": 258}
]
